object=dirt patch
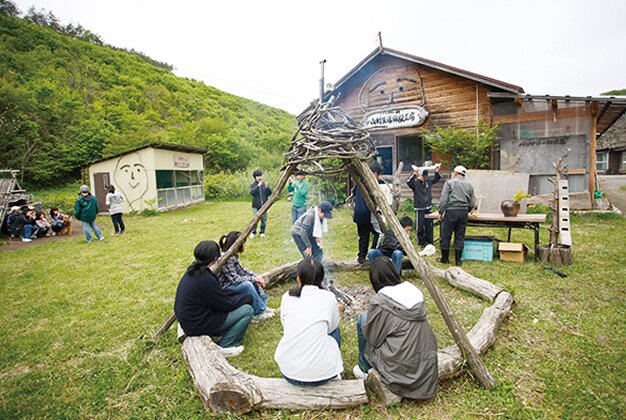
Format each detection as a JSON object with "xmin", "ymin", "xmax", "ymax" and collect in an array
[{"xmin": 0, "ymin": 222, "xmax": 83, "ymax": 251}]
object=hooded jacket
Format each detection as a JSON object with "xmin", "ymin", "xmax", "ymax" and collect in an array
[
  {"xmin": 363, "ymin": 282, "xmax": 438, "ymax": 399},
  {"xmin": 74, "ymin": 193, "xmax": 99, "ymax": 222}
]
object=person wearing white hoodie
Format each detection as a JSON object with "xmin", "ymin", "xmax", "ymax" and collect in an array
[
  {"xmin": 105, "ymin": 185, "xmax": 125, "ymax": 235},
  {"xmin": 353, "ymin": 256, "xmax": 438, "ymax": 400}
]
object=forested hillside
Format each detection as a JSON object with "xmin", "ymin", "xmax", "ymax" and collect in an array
[{"xmin": 0, "ymin": 8, "xmax": 297, "ymax": 187}]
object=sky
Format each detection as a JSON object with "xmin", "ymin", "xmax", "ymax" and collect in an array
[{"xmin": 12, "ymin": 0, "xmax": 626, "ymax": 115}]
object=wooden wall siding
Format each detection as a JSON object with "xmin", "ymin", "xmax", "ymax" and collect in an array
[{"xmin": 335, "ymin": 54, "xmax": 494, "ymax": 133}]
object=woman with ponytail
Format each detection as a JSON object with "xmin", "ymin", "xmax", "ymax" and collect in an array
[
  {"xmin": 274, "ymin": 259, "xmax": 344, "ymax": 386},
  {"xmin": 217, "ymin": 231, "xmax": 275, "ymax": 322},
  {"xmin": 174, "ymin": 240, "xmax": 254, "ymax": 357}
]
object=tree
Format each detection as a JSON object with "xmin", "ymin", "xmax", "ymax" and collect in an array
[
  {"xmin": 0, "ymin": 0, "xmax": 19, "ymax": 17},
  {"xmin": 601, "ymin": 88, "xmax": 626, "ymax": 96},
  {"xmin": 423, "ymin": 120, "xmax": 499, "ymax": 169}
]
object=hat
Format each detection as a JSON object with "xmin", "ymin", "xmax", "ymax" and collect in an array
[
  {"xmin": 252, "ymin": 170, "xmax": 262, "ymax": 178},
  {"xmin": 10, "ymin": 206, "xmax": 20, "ymax": 212},
  {"xmin": 80, "ymin": 184, "xmax": 89, "ymax": 193},
  {"xmin": 453, "ymin": 165, "xmax": 467, "ymax": 176},
  {"xmin": 319, "ymin": 201, "xmax": 333, "ymax": 219},
  {"xmin": 421, "ymin": 169, "xmax": 429, "ymax": 177}
]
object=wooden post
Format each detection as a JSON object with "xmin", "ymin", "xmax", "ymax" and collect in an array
[
  {"xmin": 152, "ymin": 165, "xmax": 297, "ymax": 339},
  {"xmin": 589, "ymin": 101, "xmax": 599, "ymax": 206},
  {"xmin": 350, "ymin": 159, "xmax": 496, "ymax": 389},
  {"xmin": 350, "ymin": 171, "xmax": 388, "ymax": 233},
  {"xmin": 391, "ymin": 161, "xmax": 404, "ymax": 214}
]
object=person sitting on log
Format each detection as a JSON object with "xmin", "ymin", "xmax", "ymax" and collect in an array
[
  {"xmin": 217, "ymin": 231, "xmax": 276, "ymax": 323},
  {"xmin": 353, "ymin": 256, "xmax": 438, "ymax": 401},
  {"xmin": 274, "ymin": 259, "xmax": 344, "ymax": 386},
  {"xmin": 291, "ymin": 201, "xmax": 333, "ymax": 262},
  {"xmin": 35, "ymin": 211, "xmax": 51, "ymax": 237},
  {"xmin": 174, "ymin": 240, "xmax": 254, "ymax": 358},
  {"xmin": 367, "ymin": 216, "xmax": 413, "ymax": 274}
]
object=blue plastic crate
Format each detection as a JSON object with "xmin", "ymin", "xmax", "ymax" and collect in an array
[{"xmin": 462, "ymin": 237, "xmax": 495, "ymax": 262}]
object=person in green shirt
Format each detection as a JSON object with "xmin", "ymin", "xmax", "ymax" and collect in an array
[{"xmin": 288, "ymin": 173, "xmax": 309, "ymax": 224}]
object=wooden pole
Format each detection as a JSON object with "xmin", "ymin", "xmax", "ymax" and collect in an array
[
  {"xmin": 350, "ymin": 170, "xmax": 388, "ymax": 232},
  {"xmin": 589, "ymin": 101, "xmax": 599, "ymax": 207},
  {"xmin": 152, "ymin": 165, "xmax": 297, "ymax": 339},
  {"xmin": 350, "ymin": 160, "xmax": 496, "ymax": 389}
]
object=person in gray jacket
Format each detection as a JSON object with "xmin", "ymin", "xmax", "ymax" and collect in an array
[
  {"xmin": 437, "ymin": 165, "xmax": 476, "ymax": 266},
  {"xmin": 353, "ymin": 257, "xmax": 438, "ymax": 400},
  {"xmin": 291, "ymin": 201, "xmax": 333, "ymax": 262}
]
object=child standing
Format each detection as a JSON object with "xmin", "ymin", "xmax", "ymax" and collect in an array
[
  {"xmin": 274, "ymin": 259, "xmax": 343, "ymax": 386},
  {"xmin": 217, "ymin": 231, "xmax": 276, "ymax": 323},
  {"xmin": 287, "ymin": 173, "xmax": 308, "ymax": 224},
  {"xmin": 249, "ymin": 170, "xmax": 271, "ymax": 238},
  {"xmin": 105, "ymin": 185, "xmax": 125, "ymax": 235}
]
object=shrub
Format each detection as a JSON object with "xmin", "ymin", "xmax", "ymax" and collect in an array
[
  {"xmin": 30, "ymin": 182, "xmax": 81, "ymax": 215},
  {"xmin": 204, "ymin": 169, "xmax": 282, "ymax": 200}
]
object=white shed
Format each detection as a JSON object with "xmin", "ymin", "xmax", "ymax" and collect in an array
[{"xmin": 87, "ymin": 143, "xmax": 207, "ymax": 213}]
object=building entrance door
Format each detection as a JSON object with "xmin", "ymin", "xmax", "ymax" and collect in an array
[
  {"xmin": 93, "ymin": 172, "xmax": 110, "ymax": 213},
  {"xmin": 375, "ymin": 146, "xmax": 393, "ymax": 175}
]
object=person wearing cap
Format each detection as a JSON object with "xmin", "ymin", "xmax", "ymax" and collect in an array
[
  {"xmin": 437, "ymin": 165, "xmax": 476, "ymax": 266},
  {"xmin": 352, "ymin": 162, "xmax": 387, "ymax": 264},
  {"xmin": 407, "ymin": 165, "xmax": 442, "ymax": 248},
  {"xmin": 249, "ymin": 170, "xmax": 272, "ymax": 238},
  {"xmin": 74, "ymin": 184, "xmax": 104, "ymax": 243},
  {"xmin": 291, "ymin": 201, "xmax": 333, "ymax": 262}
]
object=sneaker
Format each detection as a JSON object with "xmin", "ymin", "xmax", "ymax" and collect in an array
[
  {"xmin": 220, "ymin": 345, "xmax": 244, "ymax": 358},
  {"xmin": 260, "ymin": 233, "xmax": 266, "ymax": 238},
  {"xmin": 252, "ymin": 308, "xmax": 276, "ymax": 323},
  {"xmin": 113, "ymin": 232, "xmax": 119, "ymax": 236},
  {"xmin": 21, "ymin": 237, "xmax": 32, "ymax": 243},
  {"xmin": 99, "ymin": 236, "xmax": 105, "ymax": 241},
  {"xmin": 353, "ymin": 365, "xmax": 368, "ymax": 379},
  {"xmin": 250, "ymin": 233, "xmax": 255, "ymax": 239}
]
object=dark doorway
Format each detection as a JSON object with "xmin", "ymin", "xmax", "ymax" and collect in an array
[
  {"xmin": 375, "ymin": 146, "xmax": 393, "ymax": 175},
  {"xmin": 397, "ymin": 135, "xmax": 431, "ymax": 171},
  {"xmin": 93, "ymin": 172, "xmax": 110, "ymax": 212}
]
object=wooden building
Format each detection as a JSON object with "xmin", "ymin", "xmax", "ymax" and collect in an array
[
  {"xmin": 596, "ymin": 114, "xmax": 626, "ymax": 174},
  {"xmin": 87, "ymin": 143, "xmax": 206, "ymax": 213},
  {"xmin": 313, "ymin": 47, "xmax": 626, "ymax": 207}
]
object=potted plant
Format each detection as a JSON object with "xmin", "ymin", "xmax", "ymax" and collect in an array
[{"xmin": 500, "ymin": 190, "xmax": 531, "ymax": 217}]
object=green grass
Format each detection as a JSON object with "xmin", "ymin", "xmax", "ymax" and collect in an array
[{"xmin": 1, "ymin": 200, "xmax": 624, "ymax": 418}]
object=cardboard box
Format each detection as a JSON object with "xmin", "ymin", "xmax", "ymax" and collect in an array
[{"xmin": 498, "ymin": 242, "xmax": 528, "ymax": 262}]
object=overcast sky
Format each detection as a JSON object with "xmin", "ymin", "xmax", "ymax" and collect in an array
[{"xmin": 12, "ymin": 0, "xmax": 626, "ymax": 114}]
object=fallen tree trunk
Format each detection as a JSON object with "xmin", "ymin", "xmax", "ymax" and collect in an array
[{"xmin": 181, "ymin": 336, "xmax": 368, "ymax": 414}]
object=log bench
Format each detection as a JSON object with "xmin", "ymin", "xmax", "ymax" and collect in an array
[{"xmin": 179, "ymin": 261, "xmax": 514, "ymax": 413}]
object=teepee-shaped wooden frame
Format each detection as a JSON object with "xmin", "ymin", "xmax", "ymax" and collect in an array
[{"xmin": 153, "ymin": 101, "xmax": 496, "ymax": 389}]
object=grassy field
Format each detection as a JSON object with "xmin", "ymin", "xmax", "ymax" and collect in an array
[{"xmin": 0, "ymin": 200, "xmax": 624, "ymax": 418}]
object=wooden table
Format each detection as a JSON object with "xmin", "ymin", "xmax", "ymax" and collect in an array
[{"xmin": 426, "ymin": 212, "xmax": 547, "ymax": 260}]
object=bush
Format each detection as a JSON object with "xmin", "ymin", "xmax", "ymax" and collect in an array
[
  {"xmin": 30, "ymin": 182, "xmax": 81, "ymax": 215},
  {"xmin": 204, "ymin": 169, "xmax": 283, "ymax": 200}
]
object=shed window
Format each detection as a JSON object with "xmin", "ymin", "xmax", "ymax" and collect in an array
[
  {"xmin": 176, "ymin": 171, "xmax": 191, "ymax": 187},
  {"xmin": 596, "ymin": 151, "xmax": 608, "ymax": 172},
  {"xmin": 621, "ymin": 152, "xmax": 626, "ymax": 171},
  {"xmin": 156, "ymin": 170, "xmax": 174, "ymax": 189}
]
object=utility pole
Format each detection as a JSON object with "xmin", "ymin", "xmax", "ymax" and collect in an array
[{"xmin": 319, "ymin": 59, "xmax": 326, "ymax": 103}]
